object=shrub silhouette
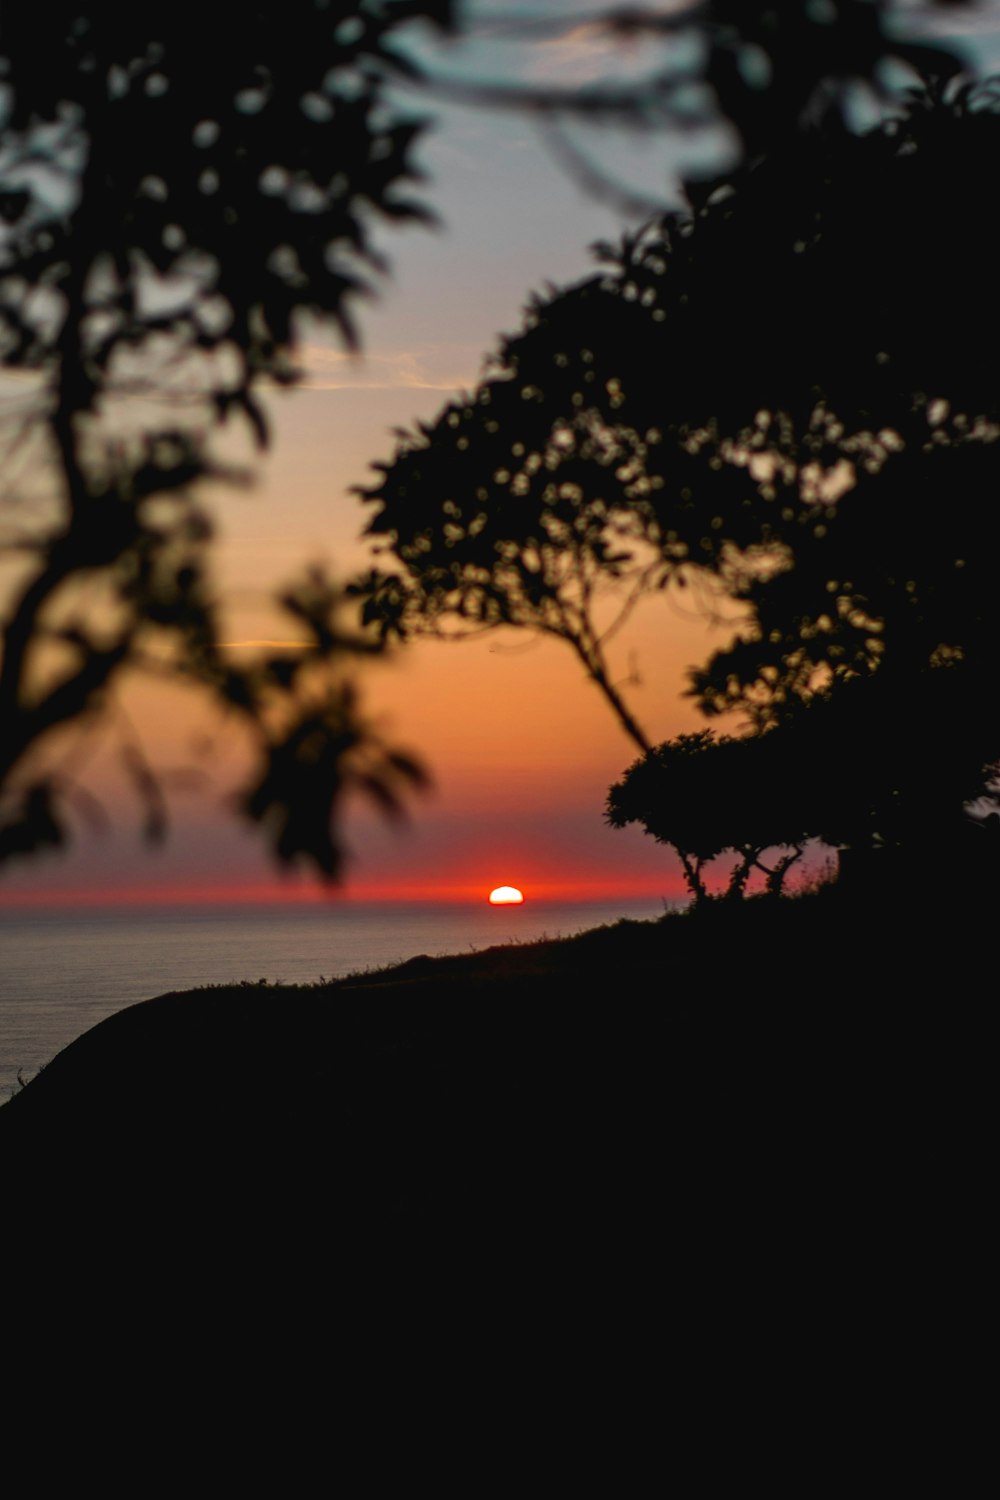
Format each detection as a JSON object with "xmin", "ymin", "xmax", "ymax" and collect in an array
[{"xmin": 606, "ymin": 730, "xmax": 813, "ymax": 903}]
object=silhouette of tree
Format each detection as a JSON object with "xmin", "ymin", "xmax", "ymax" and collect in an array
[
  {"xmin": 362, "ymin": 57, "xmax": 1000, "ymax": 870},
  {"xmin": 606, "ymin": 729, "xmax": 813, "ymax": 903},
  {"xmin": 0, "ymin": 1, "xmax": 971, "ymax": 876},
  {"xmin": 0, "ymin": 3, "xmax": 453, "ymax": 872}
]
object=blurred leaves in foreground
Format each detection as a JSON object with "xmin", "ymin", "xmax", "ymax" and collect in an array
[{"xmin": 0, "ymin": 3, "xmax": 454, "ymax": 875}]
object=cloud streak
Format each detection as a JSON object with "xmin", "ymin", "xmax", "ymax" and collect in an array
[{"xmin": 290, "ymin": 344, "xmax": 478, "ymax": 393}]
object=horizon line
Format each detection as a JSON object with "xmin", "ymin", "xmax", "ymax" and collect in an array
[{"xmin": 0, "ymin": 878, "xmax": 687, "ymax": 911}]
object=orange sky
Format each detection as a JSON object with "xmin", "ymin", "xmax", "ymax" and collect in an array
[{"xmin": 0, "ymin": 27, "xmax": 745, "ymax": 909}]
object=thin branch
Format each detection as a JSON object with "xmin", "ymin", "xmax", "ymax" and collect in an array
[
  {"xmin": 537, "ymin": 117, "xmax": 678, "ymax": 218},
  {"xmin": 597, "ymin": 557, "xmax": 662, "ymax": 648},
  {"xmin": 561, "ymin": 606, "xmax": 651, "ymax": 753}
]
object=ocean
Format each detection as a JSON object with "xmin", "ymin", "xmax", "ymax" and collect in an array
[{"xmin": 0, "ymin": 896, "xmax": 673, "ymax": 1101}]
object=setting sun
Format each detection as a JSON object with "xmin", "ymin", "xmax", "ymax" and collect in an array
[{"xmin": 488, "ymin": 886, "xmax": 525, "ymax": 906}]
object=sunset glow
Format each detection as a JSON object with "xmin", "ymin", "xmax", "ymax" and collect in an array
[
  {"xmin": 488, "ymin": 886, "xmax": 524, "ymax": 906},
  {"xmin": 0, "ymin": 24, "xmax": 722, "ymax": 915}
]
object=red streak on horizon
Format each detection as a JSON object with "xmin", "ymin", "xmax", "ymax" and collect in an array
[{"xmin": 0, "ymin": 873, "xmax": 687, "ymax": 911}]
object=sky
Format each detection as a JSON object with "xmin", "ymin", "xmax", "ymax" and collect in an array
[{"xmin": 3, "ymin": 1, "xmax": 999, "ymax": 907}]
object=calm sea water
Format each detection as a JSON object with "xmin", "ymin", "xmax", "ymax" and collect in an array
[{"xmin": 0, "ymin": 897, "xmax": 671, "ymax": 1101}]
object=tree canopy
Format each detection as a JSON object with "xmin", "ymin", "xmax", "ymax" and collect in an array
[
  {"xmin": 606, "ymin": 729, "xmax": 815, "ymax": 902},
  {"xmin": 360, "ymin": 65, "xmax": 1000, "ymax": 868}
]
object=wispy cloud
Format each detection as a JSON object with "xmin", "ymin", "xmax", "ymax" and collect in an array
[
  {"xmin": 523, "ymin": 21, "xmax": 677, "ymax": 87},
  {"xmin": 517, "ymin": 5, "xmax": 689, "ymax": 86},
  {"xmin": 291, "ymin": 344, "xmax": 478, "ymax": 393}
]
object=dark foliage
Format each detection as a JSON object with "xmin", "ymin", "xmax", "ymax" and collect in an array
[
  {"xmin": 361, "ymin": 55, "xmax": 1000, "ymax": 870},
  {"xmin": 607, "ymin": 669, "xmax": 1000, "ymax": 903},
  {"xmin": 0, "ymin": 2, "xmax": 452, "ymax": 874},
  {"xmin": 606, "ymin": 730, "xmax": 813, "ymax": 902}
]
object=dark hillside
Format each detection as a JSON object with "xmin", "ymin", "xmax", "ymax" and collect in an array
[
  {"xmin": 2, "ymin": 892, "xmax": 989, "ymax": 1441},
  {"xmin": 3, "ymin": 894, "xmax": 988, "ymax": 1260}
]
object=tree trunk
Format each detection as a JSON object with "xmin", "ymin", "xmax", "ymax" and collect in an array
[{"xmin": 677, "ymin": 848, "xmax": 708, "ymax": 904}]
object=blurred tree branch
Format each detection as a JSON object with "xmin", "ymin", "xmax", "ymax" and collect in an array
[{"xmin": 0, "ymin": 2, "xmax": 453, "ymax": 874}]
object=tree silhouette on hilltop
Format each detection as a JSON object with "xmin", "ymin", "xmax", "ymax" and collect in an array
[{"xmin": 362, "ymin": 69, "xmax": 1000, "ymax": 890}]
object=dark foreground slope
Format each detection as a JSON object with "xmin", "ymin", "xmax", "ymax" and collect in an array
[
  {"xmin": 3, "ymin": 891, "xmax": 989, "ymax": 1257},
  {"xmin": 1, "ymin": 891, "xmax": 991, "ymax": 1467}
]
